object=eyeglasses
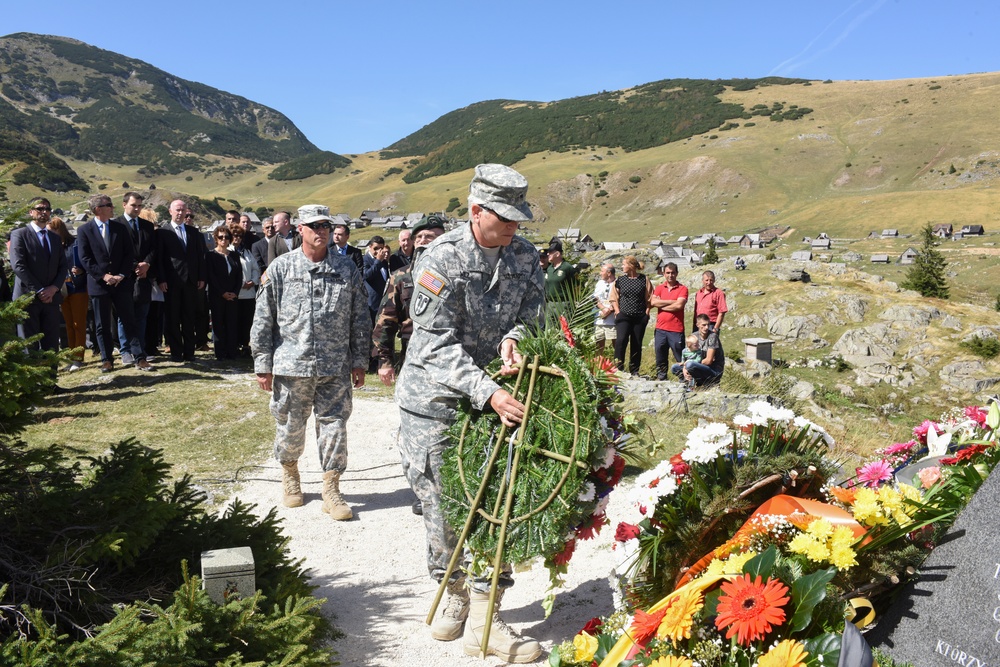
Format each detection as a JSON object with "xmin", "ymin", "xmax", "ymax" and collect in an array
[
  {"xmin": 302, "ymin": 221, "xmax": 332, "ymax": 231},
  {"xmin": 184, "ymin": 214, "xmax": 194, "ymax": 219},
  {"xmin": 98, "ymin": 203, "xmax": 114, "ymax": 209},
  {"xmin": 33, "ymin": 207, "xmax": 52, "ymax": 212},
  {"xmin": 217, "ymin": 234, "xmax": 233, "ymax": 240}
]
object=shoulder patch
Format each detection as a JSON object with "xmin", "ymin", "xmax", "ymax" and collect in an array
[
  {"xmin": 260, "ymin": 270, "xmax": 269, "ymax": 285},
  {"xmin": 417, "ymin": 270, "xmax": 446, "ymax": 295}
]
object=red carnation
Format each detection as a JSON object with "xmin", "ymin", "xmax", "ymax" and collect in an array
[
  {"xmin": 553, "ymin": 539, "xmax": 576, "ymax": 566},
  {"xmin": 559, "ymin": 315, "xmax": 576, "ymax": 348},
  {"xmin": 942, "ymin": 444, "xmax": 988, "ymax": 465},
  {"xmin": 615, "ymin": 522, "xmax": 641, "ymax": 542},
  {"xmin": 576, "ymin": 512, "xmax": 607, "ymax": 541}
]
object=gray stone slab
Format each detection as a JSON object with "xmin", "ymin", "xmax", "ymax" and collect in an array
[
  {"xmin": 201, "ymin": 546, "xmax": 255, "ymax": 604},
  {"xmin": 868, "ymin": 469, "xmax": 1000, "ymax": 666}
]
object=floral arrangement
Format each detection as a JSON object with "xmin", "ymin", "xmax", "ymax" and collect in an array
[
  {"xmin": 551, "ymin": 402, "xmax": 1000, "ymax": 667},
  {"xmin": 440, "ymin": 314, "xmax": 638, "ymax": 610},
  {"xmin": 611, "ymin": 401, "xmax": 839, "ymax": 609}
]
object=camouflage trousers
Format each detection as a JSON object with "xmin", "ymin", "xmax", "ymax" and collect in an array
[
  {"xmin": 271, "ymin": 375, "xmax": 352, "ymax": 473},
  {"xmin": 398, "ymin": 408, "xmax": 512, "ymax": 592}
]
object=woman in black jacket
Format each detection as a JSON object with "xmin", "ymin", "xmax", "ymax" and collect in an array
[
  {"xmin": 205, "ymin": 227, "xmax": 243, "ymax": 361},
  {"xmin": 609, "ymin": 255, "xmax": 652, "ymax": 376}
]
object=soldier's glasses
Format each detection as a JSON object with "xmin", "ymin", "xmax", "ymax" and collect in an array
[{"xmin": 303, "ymin": 222, "xmax": 332, "ymax": 231}]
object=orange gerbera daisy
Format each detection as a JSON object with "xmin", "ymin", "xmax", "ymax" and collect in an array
[
  {"xmin": 758, "ymin": 639, "xmax": 809, "ymax": 667},
  {"xmin": 629, "ymin": 608, "xmax": 667, "ymax": 644},
  {"xmin": 656, "ymin": 588, "xmax": 704, "ymax": 646},
  {"xmin": 829, "ymin": 485, "xmax": 858, "ymax": 505},
  {"xmin": 714, "ymin": 574, "xmax": 790, "ymax": 645}
]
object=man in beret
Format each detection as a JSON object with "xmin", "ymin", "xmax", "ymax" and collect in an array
[{"xmin": 395, "ymin": 164, "xmax": 544, "ymax": 662}]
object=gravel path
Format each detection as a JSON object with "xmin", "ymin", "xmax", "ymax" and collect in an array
[{"xmin": 228, "ymin": 395, "xmax": 628, "ymax": 666}]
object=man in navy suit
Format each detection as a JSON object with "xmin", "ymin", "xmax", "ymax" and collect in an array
[
  {"xmin": 156, "ymin": 199, "xmax": 207, "ymax": 362},
  {"xmin": 114, "ymin": 192, "xmax": 156, "ymax": 363},
  {"xmin": 78, "ymin": 194, "xmax": 150, "ymax": 373},
  {"xmin": 329, "ymin": 221, "xmax": 364, "ymax": 271},
  {"xmin": 362, "ymin": 235, "xmax": 390, "ymax": 325},
  {"xmin": 9, "ymin": 197, "xmax": 67, "ymax": 352}
]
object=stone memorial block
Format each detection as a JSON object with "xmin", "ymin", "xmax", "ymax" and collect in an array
[
  {"xmin": 742, "ymin": 338, "xmax": 775, "ymax": 365},
  {"xmin": 201, "ymin": 546, "xmax": 255, "ymax": 604},
  {"xmin": 868, "ymin": 469, "xmax": 1000, "ymax": 666}
]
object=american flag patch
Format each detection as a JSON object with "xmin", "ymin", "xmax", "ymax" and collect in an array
[{"xmin": 418, "ymin": 270, "xmax": 445, "ymax": 295}]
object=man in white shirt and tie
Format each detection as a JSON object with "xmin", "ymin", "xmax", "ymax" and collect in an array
[
  {"xmin": 114, "ymin": 192, "xmax": 156, "ymax": 364},
  {"xmin": 329, "ymin": 219, "xmax": 364, "ymax": 271},
  {"xmin": 155, "ymin": 199, "xmax": 206, "ymax": 363}
]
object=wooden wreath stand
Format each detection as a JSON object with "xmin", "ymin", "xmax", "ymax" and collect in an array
[{"xmin": 426, "ymin": 355, "xmax": 587, "ymax": 658}]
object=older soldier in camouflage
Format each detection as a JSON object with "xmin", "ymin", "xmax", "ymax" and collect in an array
[
  {"xmin": 395, "ymin": 164, "xmax": 545, "ymax": 663},
  {"xmin": 251, "ymin": 204, "xmax": 370, "ymax": 522}
]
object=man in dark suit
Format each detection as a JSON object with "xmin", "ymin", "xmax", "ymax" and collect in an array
[
  {"xmin": 238, "ymin": 213, "xmax": 261, "ymax": 250},
  {"xmin": 362, "ymin": 235, "xmax": 390, "ymax": 325},
  {"xmin": 156, "ymin": 199, "xmax": 207, "ymax": 362},
  {"xmin": 389, "ymin": 228, "xmax": 414, "ymax": 272},
  {"xmin": 330, "ymin": 220, "xmax": 363, "ymax": 271},
  {"xmin": 78, "ymin": 194, "xmax": 150, "ymax": 373},
  {"xmin": 251, "ymin": 215, "xmax": 275, "ymax": 273},
  {"xmin": 114, "ymin": 192, "xmax": 155, "ymax": 363},
  {"xmin": 256, "ymin": 210, "xmax": 300, "ymax": 274},
  {"xmin": 9, "ymin": 197, "xmax": 66, "ymax": 352}
]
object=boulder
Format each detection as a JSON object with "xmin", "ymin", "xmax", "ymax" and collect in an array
[
  {"xmin": 768, "ymin": 315, "xmax": 823, "ymax": 342},
  {"xmin": 940, "ymin": 315, "xmax": 962, "ymax": 330},
  {"xmin": 619, "ymin": 377, "xmax": 773, "ymax": 421},
  {"xmin": 841, "ymin": 251, "xmax": 862, "ymax": 262},
  {"xmin": 962, "ymin": 326, "xmax": 998, "ymax": 342},
  {"xmin": 790, "ymin": 380, "xmax": 815, "ymax": 400},
  {"xmin": 836, "ymin": 294, "xmax": 869, "ymax": 323},
  {"xmin": 833, "ymin": 323, "xmax": 897, "ymax": 359},
  {"xmin": 877, "ymin": 305, "xmax": 941, "ymax": 326},
  {"xmin": 939, "ymin": 361, "xmax": 1000, "ymax": 394}
]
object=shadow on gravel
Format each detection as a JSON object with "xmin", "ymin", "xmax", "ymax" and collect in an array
[{"xmin": 502, "ymin": 576, "xmax": 615, "ymax": 643}]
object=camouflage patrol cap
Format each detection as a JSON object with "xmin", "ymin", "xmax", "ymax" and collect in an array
[
  {"xmin": 468, "ymin": 164, "xmax": 532, "ymax": 222},
  {"xmin": 297, "ymin": 204, "xmax": 333, "ymax": 225},
  {"xmin": 411, "ymin": 214, "xmax": 446, "ymax": 235}
]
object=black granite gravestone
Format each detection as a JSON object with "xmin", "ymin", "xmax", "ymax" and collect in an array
[{"xmin": 868, "ymin": 469, "xmax": 1000, "ymax": 666}]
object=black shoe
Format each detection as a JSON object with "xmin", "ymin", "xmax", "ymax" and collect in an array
[{"xmin": 412, "ymin": 500, "xmax": 423, "ymax": 516}]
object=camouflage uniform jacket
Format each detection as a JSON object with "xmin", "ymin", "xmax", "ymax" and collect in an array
[
  {"xmin": 251, "ymin": 248, "xmax": 371, "ymax": 377},
  {"xmin": 395, "ymin": 223, "xmax": 545, "ymax": 420},
  {"xmin": 371, "ymin": 259, "xmax": 417, "ymax": 369}
]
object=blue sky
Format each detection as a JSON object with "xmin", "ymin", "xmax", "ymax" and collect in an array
[{"xmin": 3, "ymin": 0, "xmax": 997, "ymax": 154}]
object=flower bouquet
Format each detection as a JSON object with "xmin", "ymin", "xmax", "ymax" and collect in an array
[
  {"xmin": 551, "ymin": 402, "xmax": 1000, "ymax": 667},
  {"xmin": 439, "ymin": 314, "xmax": 637, "ymax": 609}
]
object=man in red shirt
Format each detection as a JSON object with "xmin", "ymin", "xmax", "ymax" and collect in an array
[
  {"xmin": 650, "ymin": 262, "xmax": 688, "ymax": 380},
  {"xmin": 693, "ymin": 270, "xmax": 727, "ymax": 333}
]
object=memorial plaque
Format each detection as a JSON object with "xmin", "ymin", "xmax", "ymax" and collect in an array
[{"xmin": 868, "ymin": 469, "xmax": 1000, "ymax": 666}]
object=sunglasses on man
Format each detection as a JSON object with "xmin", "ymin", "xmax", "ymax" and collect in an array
[
  {"xmin": 33, "ymin": 206, "xmax": 52, "ymax": 212},
  {"xmin": 302, "ymin": 221, "xmax": 332, "ymax": 231}
]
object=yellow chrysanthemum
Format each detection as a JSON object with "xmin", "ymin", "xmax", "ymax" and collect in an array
[
  {"xmin": 724, "ymin": 550, "xmax": 758, "ymax": 574},
  {"xmin": 830, "ymin": 525, "xmax": 857, "ymax": 548},
  {"xmin": 805, "ymin": 539, "xmax": 829, "ymax": 563},
  {"xmin": 851, "ymin": 491, "xmax": 888, "ymax": 527},
  {"xmin": 899, "ymin": 483, "xmax": 923, "ymax": 503},
  {"xmin": 572, "ymin": 631, "xmax": 599, "ymax": 663},
  {"xmin": 758, "ymin": 639, "xmax": 809, "ymax": 667},
  {"xmin": 805, "ymin": 518, "xmax": 834, "ymax": 539},
  {"xmin": 656, "ymin": 589, "xmax": 704, "ymax": 646},
  {"xmin": 703, "ymin": 557, "xmax": 726, "ymax": 577},
  {"xmin": 829, "ymin": 542, "xmax": 858, "ymax": 569},
  {"xmin": 649, "ymin": 655, "xmax": 694, "ymax": 667},
  {"xmin": 877, "ymin": 486, "xmax": 902, "ymax": 511},
  {"xmin": 788, "ymin": 533, "xmax": 819, "ymax": 560}
]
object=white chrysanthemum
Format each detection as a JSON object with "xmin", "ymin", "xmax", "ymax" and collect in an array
[
  {"xmin": 744, "ymin": 400, "xmax": 795, "ymax": 425},
  {"xmin": 629, "ymin": 485, "xmax": 663, "ymax": 515},
  {"xmin": 601, "ymin": 445, "xmax": 617, "ymax": 468},
  {"xmin": 682, "ymin": 422, "xmax": 733, "ymax": 463},
  {"xmin": 578, "ymin": 481, "xmax": 596, "ymax": 503},
  {"xmin": 612, "ymin": 537, "xmax": 640, "ymax": 571},
  {"xmin": 733, "ymin": 414, "xmax": 752, "ymax": 428}
]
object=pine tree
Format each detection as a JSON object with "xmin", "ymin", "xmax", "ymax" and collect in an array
[
  {"xmin": 702, "ymin": 237, "xmax": 719, "ymax": 265},
  {"xmin": 901, "ymin": 223, "xmax": 949, "ymax": 299}
]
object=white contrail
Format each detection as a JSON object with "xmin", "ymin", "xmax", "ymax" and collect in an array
[{"xmin": 769, "ymin": 0, "xmax": 889, "ymax": 76}]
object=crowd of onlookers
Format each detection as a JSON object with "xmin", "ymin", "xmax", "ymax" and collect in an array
[{"xmin": 1, "ymin": 190, "xmax": 730, "ymax": 392}]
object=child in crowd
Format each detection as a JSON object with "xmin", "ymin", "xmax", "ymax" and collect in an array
[{"xmin": 680, "ymin": 334, "xmax": 704, "ymax": 390}]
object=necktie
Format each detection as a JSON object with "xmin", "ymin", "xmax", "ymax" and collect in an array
[
  {"xmin": 131, "ymin": 219, "xmax": 139, "ymax": 236},
  {"xmin": 100, "ymin": 222, "xmax": 109, "ymax": 249},
  {"xmin": 177, "ymin": 225, "xmax": 186, "ymax": 248},
  {"xmin": 39, "ymin": 231, "xmax": 50, "ymax": 258}
]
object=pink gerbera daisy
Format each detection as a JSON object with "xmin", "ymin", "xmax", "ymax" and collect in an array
[{"xmin": 856, "ymin": 459, "xmax": 894, "ymax": 488}]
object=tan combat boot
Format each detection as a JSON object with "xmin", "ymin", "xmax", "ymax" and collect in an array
[
  {"xmin": 463, "ymin": 588, "xmax": 541, "ymax": 663},
  {"xmin": 430, "ymin": 579, "xmax": 470, "ymax": 641},
  {"xmin": 321, "ymin": 470, "xmax": 353, "ymax": 521},
  {"xmin": 281, "ymin": 461, "xmax": 304, "ymax": 508}
]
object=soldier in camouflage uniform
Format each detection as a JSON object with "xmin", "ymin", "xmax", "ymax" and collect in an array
[
  {"xmin": 251, "ymin": 204, "xmax": 371, "ymax": 522},
  {"xmin": 372, "ymin": 214, "xmax": 447, "ymax": 387},
  {"xmin": 395, "ymin": 165, "xmax": 545, "ymax": 663}
]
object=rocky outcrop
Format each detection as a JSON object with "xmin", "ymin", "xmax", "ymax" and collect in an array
[
  {"xmin": 877, "ymin": 305, "xmax": 941, "ymax": 326},
  {"xmin": 620, "ymin": 377, "xmax": 771, "ymax": 421},
  {"xmin": 939, "ymin": 361, "xmax": 1000, "ymax": 394}
]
